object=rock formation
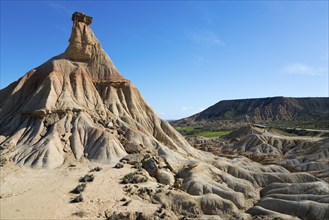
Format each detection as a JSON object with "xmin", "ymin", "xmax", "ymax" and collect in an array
[
  {"xmin": 0, "ymin": 12, "xmax": 196, "ymax": 168},
  {"xmin": 187, "ymin": 125, "xmax": 329, "ymax": 182}
]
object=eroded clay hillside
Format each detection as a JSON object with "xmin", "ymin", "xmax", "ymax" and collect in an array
[{"xmin": 186, "ymin": 125, "xmax": 329, "ymax": 182}]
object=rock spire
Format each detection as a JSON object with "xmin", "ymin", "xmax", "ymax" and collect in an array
[{"xmin": 0, "ymin": 12, "xmax": 196, "ymax": 168}]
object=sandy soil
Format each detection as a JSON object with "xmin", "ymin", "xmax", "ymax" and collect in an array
[{"xmin": 0, "ymin": 162, "xmax": 159, "ymax": 219}]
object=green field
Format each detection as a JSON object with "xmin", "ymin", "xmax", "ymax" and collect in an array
[
  {"xmin": 197, "ymin": 130, "xmax": 232, "ymax": 137},
  {"xmin": 176, "ymin": 126, "xmax": 233, "ymax": 138},
  {"xmin": 176, "ymin": 126, "xmax": 200, "ymax": 132}
]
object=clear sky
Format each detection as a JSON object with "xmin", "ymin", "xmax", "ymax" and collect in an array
[{"xmin": 1, "ymin": 1, "xmax": 328, "ymax": 119}]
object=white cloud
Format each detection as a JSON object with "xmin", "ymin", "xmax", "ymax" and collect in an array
[
  {"xmin": 283, "ymin": 63, "xmax": 325, "ymax": 76},
  {"xmin": 189, "ymin": 30, "xmax": 224, "ymax": 46}
]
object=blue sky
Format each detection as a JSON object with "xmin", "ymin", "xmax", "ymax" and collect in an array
[{"xmin": 1, "ymin": 1, "xmax": 328, "ymax": 119}]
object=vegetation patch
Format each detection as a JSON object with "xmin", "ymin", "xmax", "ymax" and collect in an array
[
  {"xmin": 175, "ymin": 125, "xmax": 233, "ymax": 138},
  {"xmin": 270, "ymin": 127, "xmax": 325, "ymax": 137},
  {"xmin": 121, "ymin": 172, "xmax": 147, "ymax": 184},
  {"xmin": 197, "ymin": 130, "xmax": 232, "ymax": 138},
  {"xmin": 176, "ymin": 126, "xmax": 200, "ymax": 132},
  {"xmin": 268, "ymin": 128, "xmax": 296, "ymax": 137},
  {"xmin": 282, "ymin": 128, "xmax": 320, "ymax": 137},
  {"xmin": 176, "ymin": 126, "xmax": 202, "ymax": 136}
]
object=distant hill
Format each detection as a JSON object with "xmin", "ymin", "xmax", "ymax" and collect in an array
[{"xmin": 174, "ymin": 97, "xmax": 329, "ymax": 129}]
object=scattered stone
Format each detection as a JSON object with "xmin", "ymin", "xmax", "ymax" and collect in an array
[
  {"xmin": 90, "ymin": 166, "xmax": 102, "ymax": 172},
  {"xmin": 124, "ymin": 187, "xmax": 132, "ymax": 193},
  {"xmin": 120, "ymin": 159, "xmax": 128, "ymax": 164},
  {"xmin": 144, "ymin": 154, "xmax": 151, "ymax": 160},
  {"xmin": 107, "ymin": 121, "xmax": 114, "ymax": 129},
  {"xmin": 121, "ymin": 154, "xmax": 144, "ymax": 165},
  {"xmin": 231, "ymin": 213, "xmax": 252, "ymax": 220},
  {"xmin": 79, "ymin": 174, "xmax": 94, "ymax": 182},
  {"xmin": 159, "ymin": 212, "xmax": 166, "ymax": 219},
  {"xmin": 104, "ymin": 211, "xmax": 153, "ymax": 220},
  {"xmin": 125, "ymin": 142, "xmax": 145, "ymax": 154},
  {"xmin": 72, "ymin": 209, "xmax": 88, "ymax": 217},
  {"xmin": 138, "ymin": 187, "xmax": 153, "ymax": 196},
  {"xmin": 114, "ymin": 162, "xmax": 124, "ymax": 169},
  {"xmin": 70, "ymin": 194, "xmax": 83, "ymax": 203},
  {"xmin": 122, "ymin": 200, "xmax": 131, "ymax": 206},
  {"xmin": 0, "ymin": 157, "xmax": 7, "ymax": 167},
  {"xmin": 142, "ymin": 158, "xmax": 158, "ymax": 176},
  {"xmin": 156, "ymin": 169, "xmax": 175, "ymax": 185},
  {"xmin": 71, "ymin": 183, "xmax": 86, "ymax": 194},
  {"xmin": 132, "ymin": 162, "xmax": 143, "ymax": 171},
  {"xmin": 174, "ymin": 178, "xmax": 184, "ymax": 189}
]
